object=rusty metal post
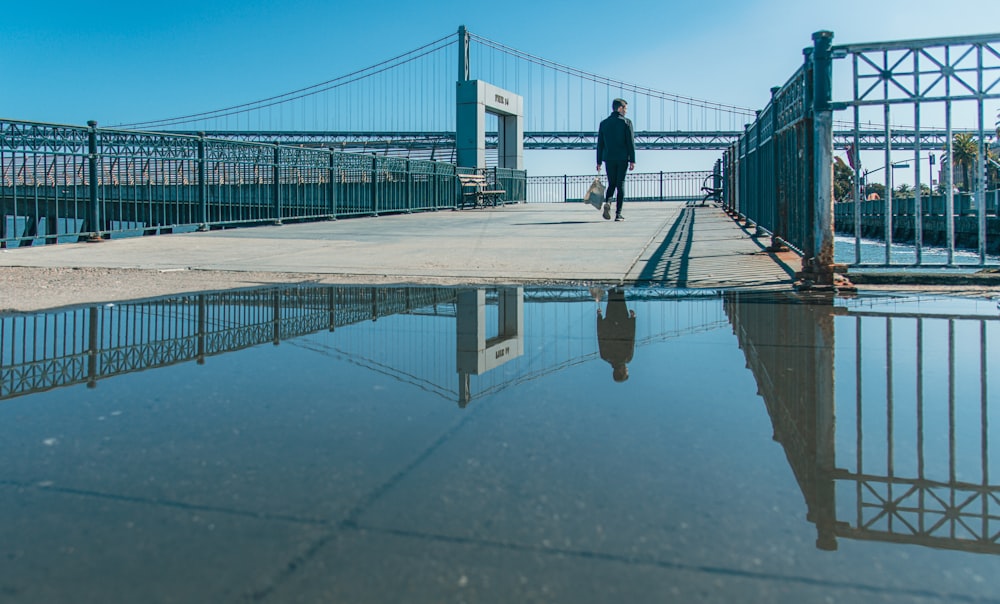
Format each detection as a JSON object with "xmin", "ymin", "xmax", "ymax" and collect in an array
[
  {"xmin": 797, "ymin": 31, "xmax": 851, "ymax": 290},
  {"xmin": 812, "ymin": 31, "xmax": 836, "ymax": 277}
]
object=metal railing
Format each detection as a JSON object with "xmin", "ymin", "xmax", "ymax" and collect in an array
[
  {"xmin": 0, "ymin": 119, "xmax": 527, "ymax": 247},
  {"xmin": 835, "ymin": 190, "xmax": 1000, "ymax": 255},
  {"xmin": 526, "ymin": 170, "xmax": 712, "ymax": 203},
  {"xmin": 723, "ymin": 34, "xmax": 827, "ymax": 272},
  {"xmin": 835, "ymin": 34, "xmax": 1000, "ymax": 267},
  {"xmin": 724, "ymin": 31, "xmax": 1000, "ymax": 275}
]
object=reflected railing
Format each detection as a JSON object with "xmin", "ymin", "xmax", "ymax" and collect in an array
[
  {"xmin": 4, "ymin": 284, "xmax": 995, "ymax": 557},
  {"xmin": 0, "ymin": 286, "xmax": 458, "ymax": 399},
  {"xmin": 0, "ymin": 285, "xmax": 727, "ymax": 405},
  {"xmin": 726, "ymin": 291, "xmax": 999, "ymax": 555}
]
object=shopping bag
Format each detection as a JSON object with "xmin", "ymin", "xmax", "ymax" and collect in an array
[{"xmin": 583, "ymin": 177, "xmax": 606, "ymax": 211}]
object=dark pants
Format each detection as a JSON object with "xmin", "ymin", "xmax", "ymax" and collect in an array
[{"xmin": 604, "ymin": 160, "xmax": 628, "ymax": 216}]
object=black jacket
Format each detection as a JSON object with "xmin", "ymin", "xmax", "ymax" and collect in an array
[{"xmin": 597, "ymin": 112, "xmax": 636, "ymax": 164}]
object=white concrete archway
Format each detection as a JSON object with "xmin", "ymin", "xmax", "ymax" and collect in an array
[{"xmin": 456, "ymin": 80, "xmax": 523, "ymax": 170}]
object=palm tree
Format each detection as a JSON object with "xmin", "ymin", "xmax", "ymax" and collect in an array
[
  {"xmin": 894, "ymin": 183, "xmax": 914, "ymax": 199},
  {"xmin": 949, "ymin": 133, "xmax": 979, "ymax": 191}
]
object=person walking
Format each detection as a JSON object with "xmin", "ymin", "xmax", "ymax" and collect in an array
[{"xmin": 596, "ymin": 98, "xmax": 636, "ymax": 221}]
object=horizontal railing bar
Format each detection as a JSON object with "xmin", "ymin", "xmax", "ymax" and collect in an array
[{"xmin": 832, "ymin": 32, "xmax": 1000, "ymax": 54}]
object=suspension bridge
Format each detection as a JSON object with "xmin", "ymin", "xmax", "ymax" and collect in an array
[{"xmin": 108, "ymin": 27, "xmax": 758, "ymax": 160}]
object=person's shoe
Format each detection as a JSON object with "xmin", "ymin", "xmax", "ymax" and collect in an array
[
  {"xmin": 614, "ymin": 214, "xmax": 625, "ymax": 221},
  {"xmin": 602, "ymin": 202, "xmax": 611, "ymax": 220}
]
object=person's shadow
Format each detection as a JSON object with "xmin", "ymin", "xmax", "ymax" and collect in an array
[{"xmin": 596, "ymin": 286, "xmax": 636, "ymax": 382}]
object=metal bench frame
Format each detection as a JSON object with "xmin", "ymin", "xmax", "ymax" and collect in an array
[{"xmin": 458, "ymin": 173, "xmax": 506, "ymax": 208}]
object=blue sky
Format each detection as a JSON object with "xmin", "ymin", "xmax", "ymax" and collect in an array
[{"xmin": 3, "ymin": 0, "xmax": 999, "ymax": 173}]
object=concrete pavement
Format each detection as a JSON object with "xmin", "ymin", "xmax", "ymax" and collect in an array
[{"xmin": 0, "ymin": 202, "xmax": 798, "ymax": 295}]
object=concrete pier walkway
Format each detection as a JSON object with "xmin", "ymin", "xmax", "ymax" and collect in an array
[{"xmin": 0, "ymin": 203, "xmax": 799, "ymax": 310}]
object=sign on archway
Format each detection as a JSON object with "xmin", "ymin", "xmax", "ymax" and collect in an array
[{"xmin": 456, "ymin": 80, "xmax": 523, "ymax": 170}]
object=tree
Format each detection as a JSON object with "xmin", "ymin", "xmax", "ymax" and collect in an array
[
  {"xmin": 833, "ymin": 156, "xmax": 854, "ymax": 201},
  {"xmin": 894, "ymin": 183, "xmax": 914, "ymax": 199},
  {"xmin": 949, "ymin": 132, "xmax": 979, "ymax": 191}
]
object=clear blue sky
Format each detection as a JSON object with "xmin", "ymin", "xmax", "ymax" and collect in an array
[{"xmin": 3, "ymin": 0, "xmax": 998, "ymax": 174}]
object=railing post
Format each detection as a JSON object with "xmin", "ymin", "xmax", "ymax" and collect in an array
[
  {"xmin": 768, "ymin": 86, "xmax": 788, "ymax": 252},
  {"xmin": 719, "ymin": 147, "xmax": 732, "ymax": 213},
  {"xmin": 85, "ymin": 120, "xmax": 102, "ymax": 242},
  {"xmin": 753, "ymin": 110, "xmax": 765, "ymax": 237},
  {"xmin": 87, "ymin": 305, "xmax": 99, "ymax": 388},
  {"xmin": 405, "ymin": 159, "xmax": 413, "ymax": 212},
  {"xmin": 328, "ymin": 287, "xmax": 338, "ymax": 332},
  {"xmin": 328, "ymin": 149, "xmax": 337, "ymax": 219},
  {"xmin": 272, "ymin": 290, "xmax": 281, "ymax": 345},
  {"xmin": 800, "ymin": 30, "xmax": 843, "ymax": 288},
  {"xmin": 197, "ymin": 133, "xmax": 208, "ymax": 230},
  {"xmin": 272, "ymin": 143, "xmax": 282, "ymax": 225},
  {"xmin": 197, "ymin": 294, "xmax": 207, "ymax": 364},
  {"xmin": 371, "ymin": 155, "xmax": 379, "ymax": 216},
  {"xmin": 563, "ymin": 174, "xmax": 568, "ymax": 202},
  {"xmin": 433, "ymin": 169, "xmax": 439, "ymax": 209}
]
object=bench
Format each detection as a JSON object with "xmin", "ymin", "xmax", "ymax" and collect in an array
[{"xmin": 458, "ymin": 173, "xmax": 506, "ymax": 208}]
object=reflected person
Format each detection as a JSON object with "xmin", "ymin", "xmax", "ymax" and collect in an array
[{"xmin": 597, "ymin": 287, "xmax": 636, "ymax": 382}]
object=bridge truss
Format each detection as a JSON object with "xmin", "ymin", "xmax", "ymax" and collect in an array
[{"xmin": 169, "ymin": 129, "xmax": 964, "ymax": 158}]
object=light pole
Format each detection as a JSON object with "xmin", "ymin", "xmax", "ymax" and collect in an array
[
  {"xmin": 928, "ymin": 152, "xmax": 936, "ymax": 192},
  {"xmin": 862, "ymin": 160, "xmax": 909, "ymax": 198}
]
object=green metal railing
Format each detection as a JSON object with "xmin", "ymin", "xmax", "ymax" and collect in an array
[
  {"xmin": 723, "ymin": 34, "xmax": 826, "ymax": 267},
  {"xmin": 1, "ymin": 119, "xmax": 526, "ymax": 247},
  {"xmin": 724, "ymin": 31, "xmax": 1000, "ymax": 274}
]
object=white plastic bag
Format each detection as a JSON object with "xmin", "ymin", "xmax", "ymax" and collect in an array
[{"xmin": 584, "ymin": 177, "xmax": 606, "ymax": 210}]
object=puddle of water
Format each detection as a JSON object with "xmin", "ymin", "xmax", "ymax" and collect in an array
[{"xmin": 1, "ymin": 285, "xmax": 998, "ymax": 602}]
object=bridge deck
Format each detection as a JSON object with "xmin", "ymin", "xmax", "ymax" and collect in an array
[{"xmin": 0, "ymin": 203, "xmax": 799, "ymax": 311}]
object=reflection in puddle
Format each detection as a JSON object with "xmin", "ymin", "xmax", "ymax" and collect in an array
[{"xmin": 0, "ymin": 285, "xmax": 997, "ymax": 602}]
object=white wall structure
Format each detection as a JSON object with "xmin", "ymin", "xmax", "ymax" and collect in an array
[{"xmin": 456, "ymin": 80, "xmax": 524, "ymax": 170}]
